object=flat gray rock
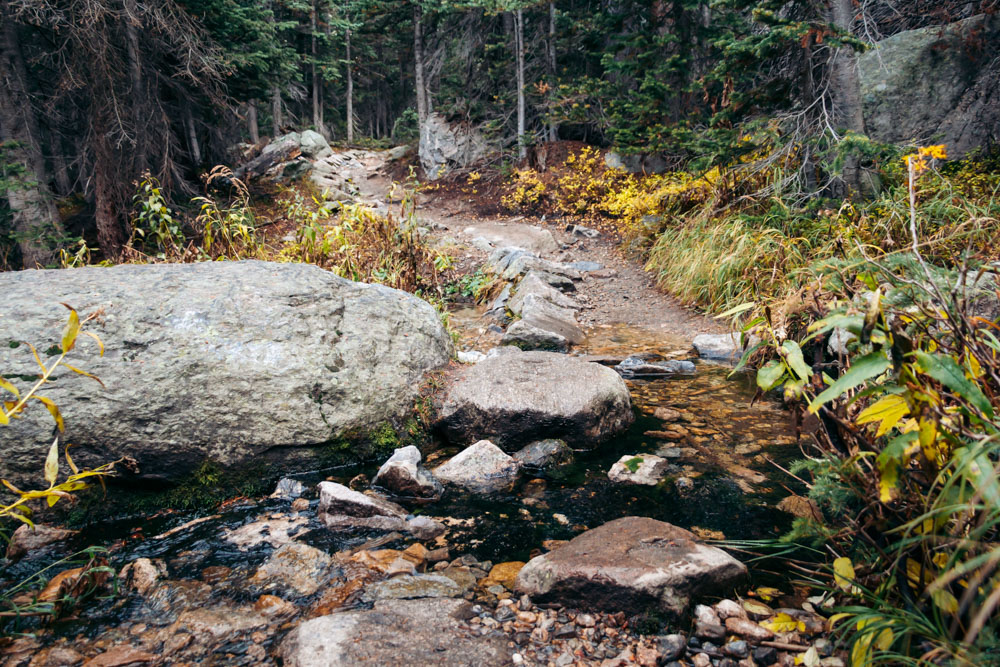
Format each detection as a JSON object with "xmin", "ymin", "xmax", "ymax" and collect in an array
[
  {"xmin": 509, "ymin": 272, "xmax": 580, "ymax": 315},
  {"xmin": 280, "ymin": 598, "xmax": 510, "ymax": 667},
  {"xmin": 515, "ymin": 517, "xmax": 747, "ymax": 617},
  {"xmin": 501, "ymin": 320, "xmax": 568, "ymax": 352},
  {"xmin": 519, "ymin": 294, "xmax": 584, "ymax": 344},
  {"xmin": 436, "ymin": 350, "xmax": 633, "ymax": 451},
  {"xmin": 0, "ymin": 261, "xmax": 451, "ymax": 486},
  {"xmin": 362, "ymin": 574, "xmax": 462, "ymax": 602},
  {"xmin": 463, "ymin": 223, "xmax": 558, "ymax": 256},
  {"xmin": 692, "ymin": 333, "xmax": 747, "ymax": 363}
]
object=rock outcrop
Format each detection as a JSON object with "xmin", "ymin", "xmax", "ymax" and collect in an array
[
  {"xmin": 0, "ymin": 261, "xmax": 451, "ymax": 486},
  {"xmin": 515, "ymin": 517, "xmax": 747, "ymax": 616},
  {"xmin": 419, "ymin": 113, "xmax": 488, "ymax": 180},
  {"xmin": 435, "ymin": 350, "xmax": 633, "ymax": 450}
]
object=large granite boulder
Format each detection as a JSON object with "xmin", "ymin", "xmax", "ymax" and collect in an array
[
  {"xmin": 859, "ymin": 14, "xmax": 1000, "ymax": 157},
  {"xmin": 280, "ymin": 598, "xmax": 510, "ymax": 667},
  {"xmin": 0, "ymin": 261, "xmax": 452, "ymax": 486},
  {"xmin": 435, "ymin": 350, "xmax": 633, "ymax": 451},
  {"xmin": 419, "ymin": 113, "xmax": 488, "ymax": 180},
  {"xmin": 514, "ymin": 517, "xmax": 747, "ymax": 617}
]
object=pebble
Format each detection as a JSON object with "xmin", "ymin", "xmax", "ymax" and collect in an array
[
  {"xmin": 724, "ymin": 640, "xmax": 749, "ymax": 658},
  {"xmin": 725, "ymin": 616, "xmax": 774, "ymax": 641},
  {"xmin": 753, "ymin": 646, "xmax": 779, "ymax": 665},
  {"xmin": 576, "ymin": 613, "xmax": 596, "ymax": 628}
]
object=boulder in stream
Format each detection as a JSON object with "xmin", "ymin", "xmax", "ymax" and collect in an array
[
  {"xmin": 432, "ymin": 439, "xmax": 521, "ymax": 493},
  {"xmin": 513, "ymin": 439, "xmax": 574, "ymax": 471},
  {"xmin": 317, "ymin": 481, "xmax": 444, "ymax": 538},
  {"xmin": 501, "ymin": 320, "xmax": 569, "ymax": 352},
  {"xmin": 371, "ymin": 445, "xmax": 443, "ymax": 500},
  {"xmin": 692, "ymin": 333, "xmax": 751, "ymax": 364},
  {"xmin": 607, "ymin": 454, "xmax": 673, "ymax": 486},
  {"xmin": 435, "ymin": 350, "xmax": 633, "ymax": 451},
  {"xmin": 280, "ymin": 598, "xmax": 511, "ymax": 666},
  {"xmin": 0, "ymin": 261, "xmax": 452, "ymax": 487},
  {"xmin": 514, "ymin": 516, "xmax": 747, "ymax": 617}
]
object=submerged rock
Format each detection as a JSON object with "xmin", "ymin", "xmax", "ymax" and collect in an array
[
  {"xmin": 0, "ymin": 261, "xmax": 452, "ymax": 486},
  {"xmin": 280, "ymin": 598, "xmax": 511, "ymax": 666},
  {"xmin": 513, "ymin": 439, "xmax": 574, "ymax": 471},
  {"xmin": 615, "ymin": 356, "xmax": 696, "ymax": 377},
  {"xmin": 436, "ymin": 350, "xmax": 633, "ymax": 451},
  {"xmin": 362, "ymin": 574, "xmax": 462, "ymax": 602},
  {"xmin": 433, "ymin": 440, "xmax": 521, "ymax": 493},
  {"xmin": 607, "ymin": 454, "xmax": 673, "ymax": 486},
  {"xmin": 5, "ymin": 524, "xmax": 77, "ymax": 561},
  {"xmin": 514, "ymin": 517, "xmax": 747, "ymax": 616},
  {"xmin": 249, "ymin": 543, "xmax": 332, "ymax": 596},
  {"xmin": 270, "ymin": 477, "xmax": 306, "ymax": 500},
  {"xmin": 372, "ymin": 445, "xmax": 443, "ymax": 500}
]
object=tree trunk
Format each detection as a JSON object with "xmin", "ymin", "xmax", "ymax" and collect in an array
[
  {"xmin": 271, "ymin": 86, "xmax": 283, "ymax": 138},
  {"xmin": 248, "ymin": 102, "xmax": 260, "ymax": 144},
  {"xmin": 0, "ymin": 11, "xmax": 63, "ymax": 268},
  {"xmin": 346, "ymin": 27, "xmax": 354, "ymax": 144},
  {"xmin": 184, "ymin": 102, "xmax": 201, "ymax": 164},
  {"xmin": 413, "ymin": 4, "xmax": 429, "ymax": 126},
  {"xmin": 828, "ymin": 0, "xmax": 867, "ymax": 196},
  {"xmin": 311, "ymin": 0, "xmax": 324, "ymax": 137},
  {"xmin": 93, "ymin": 146, "xmax": 125, "ymax": 259},
  {"xmin": 547, "ymin": 1, "xmax": 557, "ymax": 142},
  {"xmin": 514, "ymin": 7, "xmax": 527, "ymax": 160}
]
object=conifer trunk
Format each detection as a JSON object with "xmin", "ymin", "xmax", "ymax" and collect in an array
[
  {"xmin": 271, "ymin": 87, "xmax": 283, "ymax": 137},
  {"xmin": 515, "ymin": 7, "xmax": 526, "ymax": 160},
  {"xmin": 346, "ymin": 27, "xmax": 354, "ymax": 144},
  {"xmin": 248, "ymin": 102, "xmax": 260, "ymax": 144},
  {"xmin": 547, "ymin": 2, "xmax": 557, "ymax": 142},
  {"xmin": 829, "ymin": 0, "xmax": 867, "ymax": 196}
]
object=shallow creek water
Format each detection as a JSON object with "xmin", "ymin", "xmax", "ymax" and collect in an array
[{"xmin": 1, "ymin": 310, "xmax": 803, "ymax": 658}]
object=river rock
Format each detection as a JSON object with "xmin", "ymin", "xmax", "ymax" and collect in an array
[
  {"xmin": 0, "ymin": 261, "xmax": 451, "ymax": 487},
  {"xmin": 615, "ymin": 356, "xmax": 696, "ymax": 377},
  {"xmin": 692, "ymin": 333, "xmax": 749, "ymax": 363},
  {"xmin": 5, "ymin": 524, "xmax": 77, "ymax": 561},
  {"xmin": 419, "ymin": 113, "xmax": 488, "ymax": 180},
  {"xmin": 509, "ymin": 273, "xmax": 580, "ymax": 315},
  {"xmin": 502, "ymin": 320, "xmax": 569, "ymax": 352},
  {"xmin": 432, "ymin": 440, "xmax": 521, "ymax": 493},
  {"xmin": 280, "ymin": 598, "xmax": 510, "ymax": 666},
  {"xmin": 435, "ymin": 350, "xmax": 633, "ymax": 450},
  {"xmin": 514, "ymin": 517, "xmax": 747, "ymax": 616},
  {"xmin": 317, "ymin": 481, "xmax": 443, "ymax": 538},
  {"xmin": 270, "ymin": 477, "xmax": 306, "ymax": 500},
  {"xmin": 607, "ymin": 454, "xmax": 672, "ymax": 486},
  {"xmin": 362, "ymin": 574, "xmax": 462, "ymax": 602},
  {"xmin": 372, "ymin": 446, "xmax": 443, "ymax": 500},
  {"xmin": 513, "ymin": 439, "xmax": 574, "ymax": 471},
  {"xmin": 249, "ymin": 543, "xmax": 332, "ymax": 596}
]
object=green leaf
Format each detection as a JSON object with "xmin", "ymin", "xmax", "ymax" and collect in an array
[
  {"xmin": 757, "ymin": 360, "xmax": 785, "ymax": 391},
  {"xmin": 715, "ymin": 302, "xmax": 755, "ymax": 319},
  {"xmin": 914, "ymin": 351, "xmax": 994, "ymax": 419},
  {"xmin": 808, "ymin": 351, "xmax": 891, "ymax": 413},
  {"xmin": 780, "ymin": 340, "xmax": 812, "ymax": 382},
  {"xmin": 44, "ymin": 437, "xmax": 59, "ymax": 486}
]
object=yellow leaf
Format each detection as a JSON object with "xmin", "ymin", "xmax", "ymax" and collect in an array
[
  {"xmin": 0, "ymin": 409, "xmax": 8, "ymax": 426},
  {"xmin": 44, "ymin": 437, "xmax": 59, "ymax": 486},
  {"xmin": 932, "ymin": 589, "xmax": 959, "ymax": 614},
  {"xmin": 851, "ymin": 636, "xmax": 871, "ymax": 667},
  {"xmin": 875, "ymin": 627, "xmax": 894, "ymax": 651},
  {"xmin": 857, "ymin": 394, "xmax": 909, "ymax": 437},
  {"xmin": 0, "ymin": 377, "xmax": 20, "ymax": 398},
  {"xmin": 65, "ymin": 444, "xmax": 79, "ymax": 475},
  {"xmin": 799, "ymin": 647, "xmax": 820, "ymax": 667},
  {"xmin": 81, "ymin": 330, "xmax": 104, "ymax": 357},
  {"xmin": 761, "ymin": 612, "xmax": 800, "ymax": 633},
  {"xmin": 753, "ymin": 586, "xmax": 782, "ymax": 602},
  {"xmin": 34, "ymin": 395, "xmax": 64, "ymax": 432},
  {"xmin": 906, "ymin": 558, "xmax": 933, "ymax": 586},
  {"xmin": 879, "ymin": 460, "xmax": 899, "ymax": 503},
  {"xmin": 828, "ymin": 612, "xmax": 852, "ymax": 627},
  {"xmin": 60, "ymin": 304, "xmax": 80, "ymax": 352},
  {"xmin": 61, "ymin": 363, "xmax": 105, "ymax": 388},
  {"xmin": 834, "ymin": 557, "xmax": 856, "ymax": 592}
]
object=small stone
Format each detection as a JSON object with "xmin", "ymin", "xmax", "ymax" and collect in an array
[
  {"xmin": 724, "ymin": 640, "xmax": 750, "ymax": 658},
  {"xmin": 576, "ymin": 613, "xmax": 596, "ymax": 627},
  {"xmin": 694, "ymin": 604, "xmax": 721, "ymax": 626},
  {"xmin": 5, "ymin": 524, "xmax": 77, "ymax": 560},
  {"xmin": 694, "ymin": 621, "xmax": 726, "ymax": 641},
  {"xmin": 753, "ymin": 646, "xmax": 779, "ymax": 665},
  {"xmin": 725, "ymin": 616, "xmax": 774, "ymax": 642},
  {"xmin": 270, "ymin": 477, "xmax": 306, "ymax": 500},
  {"xmin": 719, "ymin": 659, "xmax": 738, "ymax": 667},
  {"xmin": 290, "ymin": 498, "xmax": 310, "ymax": 512},
  {"xmin": 253, "ymin": 594, "xmax": 296, "ymax": 617},
  {"xmin": 715, "ymin": 599, "xmax": 745, "ymax": 620},
  {"xmin": 657, "ymin": 634, "xmax": 687, "ymax": 661},
  {"xmin": 519, "ymin": 594, "xmax": 532, "ymax": 611},
  {"xmin": 386, "ymin": 557, "xmax": 418, "ymax": 577},
  {"xmin": 692, "ymin": 653, "xmax": 712, "ymax": 667},
  {"xmin": 348, "ymin": 473, "xmax": 369, "ymax": 490},
  {"xmin": 402, "ymin": 542, "xmax": 429, "ymax": 565},
  {"xmin": 553, "ymin": 623, "xmax": 577, "ymax": 639},
  {"xmin": 425, "ymin": 547, "xmax": 450, "ymax": 563},
  {"xmin": 119, "ymin": 558, "xmax": 165, "ymax": 595},
  {"xmin": 814, "ymin": 638, "xmax": 833, "ymax": 657},
  {"xmin": 675, "ymin": 476, "xmax": 695, "ymax": 492},
  {"xmin": 819, "ymin": 658, "xmax": 845, "ymax": 667}
]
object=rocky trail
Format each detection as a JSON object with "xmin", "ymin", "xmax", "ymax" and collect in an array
[{"xmin": 0, "ymin": 146, "xmax": 841, "ymax": 667}]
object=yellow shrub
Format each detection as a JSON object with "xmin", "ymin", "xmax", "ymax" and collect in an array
[{"xmin": 501, "ymin": 169, "xmax": 547, "ymax": 212}]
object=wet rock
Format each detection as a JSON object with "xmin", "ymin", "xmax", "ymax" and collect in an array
[
  {"xmin": 654, "ymin": 407, "xmax": 682, "ymax": 422},
  {"xmin": 518, "ymin": 294, "xmax": 585, "ymax": 345},
  {"xmin": 514, "ymin": 517, "xmax": 747, "ymax": 617},
  {"xmin": 463, "ymin": 223, "xmax": 558, "ymax": 256},
  {"xmin": 172, "ymin": 606, "xmax": 268, "ymax": 640},
  {"xmin": 253, "ymin": 594, "xmax": 298, "ymax": 618},
  {"xmin": 119, "ymin": 558, "xmax": 166, "ymax": 595},
  {"xmin": 270, "ymin": 477, "xmax": 306, "ymax": 500},
  {"xmin": 223, "ymin": 515, "xmax": 309, "ymax": 550},
  {"xmin": 503, "ymin": 320, "xmax": 569, "ymax": 352},
  {"xmin": 318, "ymin": 481, "xmax": 407, "ymax": 519},
  {"xmin": 0, "ymin": 261, "xmax": 452, "ymax": 486},
  {"xmin": 372, "ymin": 445, "xmax": 443, "ymax": 500},
  {"xmin": 753, "ymin": 646, "xmax": 779, "ymax": 665},
  {"xmin": 433, "ymin": 440, "xmax": 521, "ymax": 493},
  {"xmin": 675, "ymin": 476, "xmax": 695, "ymax": 493},
  {"xmin": 692, "ymin": 333, "xmax": 751, "ymax": 364},
  {"xmin": 694, "ymin": 621, "xmax": 726, "ymax": 641},
  {"xmin": 82, "ymin": 645, "xmax": 157, "ymax": 666},
  {"xmin": 249, "ymin": 542, "xmax": 332, "ymax": 596},
  {"xmin": 513, "ymin": 439, "xmax": 574, "ymax": 471},
  {"xmin": 5, "ymin": 524, "xmax": 78, "ymax": 560},
  {"xmin": 281, "ymin": 598, "xmax": 509, "ymax": 666},
  {"xmin": 715, "ymin": 599, "xmax": 746, "ymax": 620},
  {"xmin": 36, "ymin": 647, "xmax": 85, "ymax": 666},
  {"xmin": 608, "ymin": 454, "xmax": 672, "ymax": 486},
  {"xmin": 565, "ymin": 224, "xmax": 600, "ymax": 239},
  {"xmin": 615, "ymin": 356, "xmax": 696, "ymax": 378},
  {"xmin": 509, "ymin": 272, "xmax": 580, "ymax": 316},
  {"xmin": 436, "ymin": 350, "xmax": 633, "ymax": 451},
  {"xmin": 291, "ymin": 497, "xmax": 310, "ymax": 512},
  {"xmin": 363, "ymin": 573, "xmax": 463, "ymax": 602},
  {"xmin": 724, "ymin": 640, "xmax": 749, "ymax": 658},
  {"xmin": 481, "ymin": 561, "xmax": 526, "ymax": 590},
  {"xmin": 694, "ymin": 604, "xmax": 722, "ymax": 627}
]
